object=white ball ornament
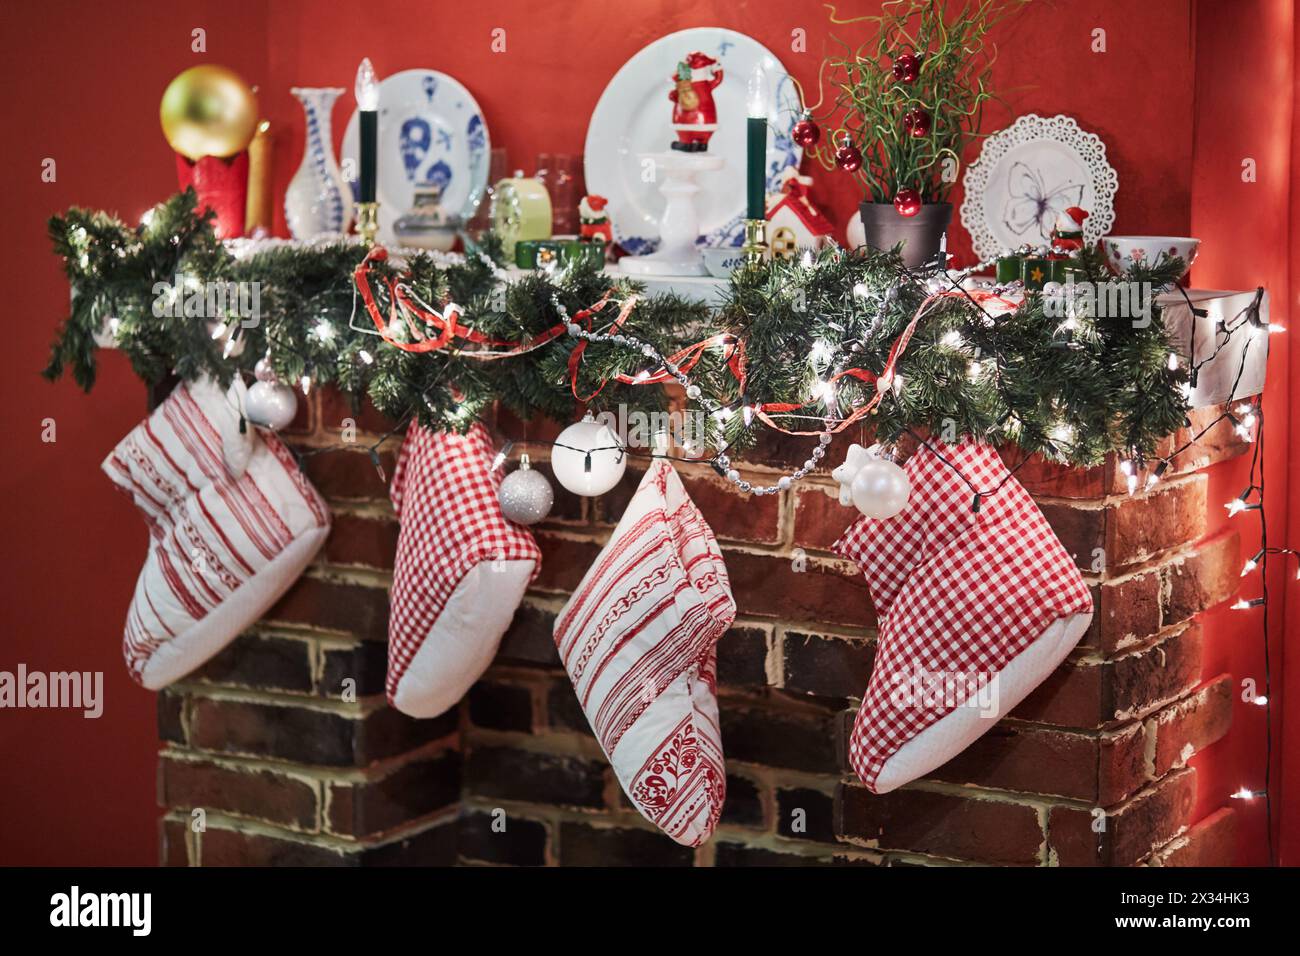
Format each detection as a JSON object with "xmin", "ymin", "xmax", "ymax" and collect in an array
[
  {"xmin": 850, "ymin": 458, "xmax": 911, "ymax": 519},
  {"xmin": 551, "ymin": 413, "xmax": 627, "ymax": 497},
  {"xmin": 832, "ymin": 442, "xmax": 910, "ymax": 519},
  {"xmin": 498, "ymin": 454, "xmax": 554, "ymax": 526},
  {"xmin": 244, "ymin": 380, "xmax": 298, "ymax": 430}
]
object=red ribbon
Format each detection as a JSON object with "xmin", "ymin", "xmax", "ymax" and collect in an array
[{"xmin": 353, "ymin": 247, "xmax": 972, "ymax": 437}]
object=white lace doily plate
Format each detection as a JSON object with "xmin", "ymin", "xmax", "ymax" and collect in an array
[{"xmin": 960, "ymin": 113, "xmax": 1117, "ymax": 261}]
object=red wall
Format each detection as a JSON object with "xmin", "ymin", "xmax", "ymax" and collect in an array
[
  {"xmin": 1189, "ymin": 0, "xmax": 1294, "ymax": 866},
  {"xmin": 0, "ymin": 0, "xmax": 1291, "ymax": 865}
]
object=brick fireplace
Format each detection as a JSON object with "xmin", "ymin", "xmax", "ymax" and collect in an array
[{"xmin": 155, "ymin": 387, "xmax": 1242, "ymax": 866}]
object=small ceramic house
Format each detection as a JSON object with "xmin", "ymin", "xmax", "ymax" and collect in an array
[{"xmin": 765, "ymin": 170, "xmax": 834, "ymax": 259}]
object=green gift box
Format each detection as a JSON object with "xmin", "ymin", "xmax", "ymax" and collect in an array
[
  {"xmin": 1020, "ymin": 257, "xmax": 1062, "ymax": 290},
  {"xmin": 995, "ymin": 255, "xmax": 1021, "ymax": 283},
  {"xmin": 995, "ymin": 255, "xmax": 1067, "ymax": 290}
]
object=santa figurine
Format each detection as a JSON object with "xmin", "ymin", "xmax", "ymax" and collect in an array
[
  {"xmin": 668, "ymin": 52, "xmax": 723, "ymax": 151},
  {"xmin": 578, "ymin": 194, "xmax": 613, "ymax": 243},
  {"xmin": 1049, "ymin": 206, "xmax": 1089, "ymax": 258}
]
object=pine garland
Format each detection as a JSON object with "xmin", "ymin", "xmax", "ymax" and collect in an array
[{"xmin": 45, "ymin": 189, "xmax": 1188, "ymax": 468}]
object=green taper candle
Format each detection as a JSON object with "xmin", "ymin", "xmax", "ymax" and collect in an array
[{"xmin": 746, "ymin": 65, "xmax": 768, "ymax": 220}]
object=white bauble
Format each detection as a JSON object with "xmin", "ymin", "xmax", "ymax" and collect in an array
[
  {"xmin": 244, "ymin": 380, "xmax": 298, "ymax": 430},
  {"xmin": 551, "ymin": 414, "xmax": 626, "ymax": 497},
  {"xmin": 846, "ymin": 210, "xmax": 866, "ymax": 251},
  {"xmin": 498, "ymin": 456, "xmax": 554, "ymax": 525},
  {"xmin": 850, "ymin": 458, "xmax": 911, "ymax": 519}
]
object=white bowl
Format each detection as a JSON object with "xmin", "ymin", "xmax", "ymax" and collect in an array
[
  {"xmin": 1104, "ymin": 236, "xmax": 1200, "ymax": 277},
  {"xmin": 701, "ymin": 246, "xmax": 745, "ymax": 278}
]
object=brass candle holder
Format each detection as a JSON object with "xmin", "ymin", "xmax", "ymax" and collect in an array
[
  {"xmin": 741, "ymin": 218, "xmax": 768, "ymax": 269},
  {"xmin": 355, "ymin": 201, "xmax": 380, "ymax": 246}
]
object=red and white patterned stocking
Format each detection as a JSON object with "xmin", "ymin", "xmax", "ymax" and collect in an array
[
  {"xmin": 553, "ymin": 460, "xmax": 735, "ymax": 846},
  {"xmin": 834, "ymin": 439, "xmax": 1093, "ymax": 794},
  {"xmin": 104, "ymin": 376, "xmax": 330, "ymax": 689},
  {"xmin": 387, "ymin": 423, "xmax": 541, "ymax": 718}
]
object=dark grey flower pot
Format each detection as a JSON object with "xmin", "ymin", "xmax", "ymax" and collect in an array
[{"xmin": 857, "ymin": 201, "xmax": 953, "ymax": 269}]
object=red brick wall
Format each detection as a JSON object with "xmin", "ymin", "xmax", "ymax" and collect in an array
[{"xmin": 153, "ymin": 390, "xmax": 1246, "ymax": 866}]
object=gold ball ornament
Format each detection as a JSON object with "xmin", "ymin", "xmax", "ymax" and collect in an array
[{"xmin": 160, "ymin": 65, "xmax": 259, "ymax": 160}]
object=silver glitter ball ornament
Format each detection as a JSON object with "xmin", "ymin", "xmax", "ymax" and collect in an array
[{"xmin": 498, "ymin": 455, "xmax": 554, "ymax": 526}]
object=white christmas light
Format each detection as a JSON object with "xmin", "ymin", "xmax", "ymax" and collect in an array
[
  {"xmin": 1269, "ymin": 323, "xmax": 1285, "ymax": 334},
  {"xmin": 1049, "ymin": 422, "xmax": 1075, "ymax": 446},
  {"xmin": 1241, "ymin": 559, "xmax": 1258, "ymax": 576},
  {"xmin": 1231, "ymin": 788, "xmax": 1261, "ymax": 801},
  {"xmin": 852, "ymin": 283, "xmax": 869, "ymax": 299},
  {"xmin": 746, "ymin": 64, "xmax": 767, "ymax": 119},
  {"xmin": 1252, "ymin": 695, "xmax": 1269, "ymax": 706},
  {"xmin": 355, "ymin": 58, "xmax": 379, "ymax": 110},
  {"xmin": 314, "ymin": 320, "xmax": 335, "ymax": 342},
  {"xmin": 1167, "ymin": 352, "xmax": 1179, "ymax": 370},
  {"xmin": 358, "ymin": 349, "xmax": 374, "ymax": 365},
  {"xmin": 300, "ymin": 375, "xmax": 312, "ymax": 395},
  {"xmin": 940, "ymin": 330, "xmax": 965, "ymax": 349},
  {"xmin": 810, "ymin": 338, "xmax": 832, "ymax": 365},
  {"xmin": 210, "ymin": 321, "xmax": 228, "ymax": 340},
  {"xmin": 1225, "ymin": 492, "xmax": 1253, "ymax": 516}
]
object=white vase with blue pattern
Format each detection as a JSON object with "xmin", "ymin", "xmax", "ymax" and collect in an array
[{"xmin": 285, "ymin": 87, "xmax": 350, "ymax": 239}]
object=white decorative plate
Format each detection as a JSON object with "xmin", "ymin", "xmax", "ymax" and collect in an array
[
  {"xmin": 960, "ymin": 113, "xmax": 1117, "ymax": 260},
  {"xmin": 342, "ymin": 69, "xmax": 489, "ymax": 246},
  {"xmin": 584, "ymin": 28, "xmax": 803, "ymax": 254}
]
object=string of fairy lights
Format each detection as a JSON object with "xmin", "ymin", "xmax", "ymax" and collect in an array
[{"xmin": 191, "ymin": 233, "xmax": 1289, "ymax": 864}]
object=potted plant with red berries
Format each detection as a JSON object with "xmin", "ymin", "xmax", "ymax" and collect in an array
[{"xmin": 801, "ymin": 0, "xmax": 1023, "ymax": 267}]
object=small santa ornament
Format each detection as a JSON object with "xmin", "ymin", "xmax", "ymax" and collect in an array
[
  {"xmin": 579, "ymin": 194, "xmax": 613, "ymax": 243},
  {"xmin": 668, "ymin": 52, "xmax": 723, "ymax": 151},
  {"xmin": 1049, "ymin": 206, "xmax": 1089, "ymax": 258}
]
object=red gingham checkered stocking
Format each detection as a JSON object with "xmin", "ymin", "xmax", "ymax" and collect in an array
[
  {"xmin": 553, "ymin": 460, "xmax": 735, "ymax": 846},
  {"xmin": 834, "ymin": 440, "xmax": 1093, "ymax": 793},
  {"xmin": 386, "ymin": 423, "xmax": 540, "ymax": 718}
]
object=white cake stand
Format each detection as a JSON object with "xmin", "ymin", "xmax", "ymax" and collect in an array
[{"xmin": 619, "ymin": 151, "xmax": 725, "ymax": 277}]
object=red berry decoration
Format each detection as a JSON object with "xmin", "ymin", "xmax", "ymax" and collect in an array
[
  {"xmin": 835, "ymin": 143, "xmax": 863, "ymax": 173},
  {"xmin": 902, "ymin": 107, "xmax": 932, "ymax": 138},
  {"xmin": 893, "ymin": 188, "xmax": 922, "ymax": 217},
  {"xmin": 892, "ymin": 53, "xmax": 921, "ymax": 83},
  {"xmin": 792, "ymin": 115, "xmax": 821, "ymax": 148}
]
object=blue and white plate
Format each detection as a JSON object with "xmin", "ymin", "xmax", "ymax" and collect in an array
[
  {"xmin": 584, "ymin": 28, "xmax": 803, "ymax": 253},
  {"xmin": 342, "ymin": 68, "xmax": 489, "ymax": 246}
]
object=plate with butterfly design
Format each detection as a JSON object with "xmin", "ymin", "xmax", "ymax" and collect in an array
[
  {"xmin": 960, "ymin": 113, "xmax": 1117, "ymax": 261},
  {"xmin": 342, "ymin": 69, "xmax": 490, "ymax": 246}
]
